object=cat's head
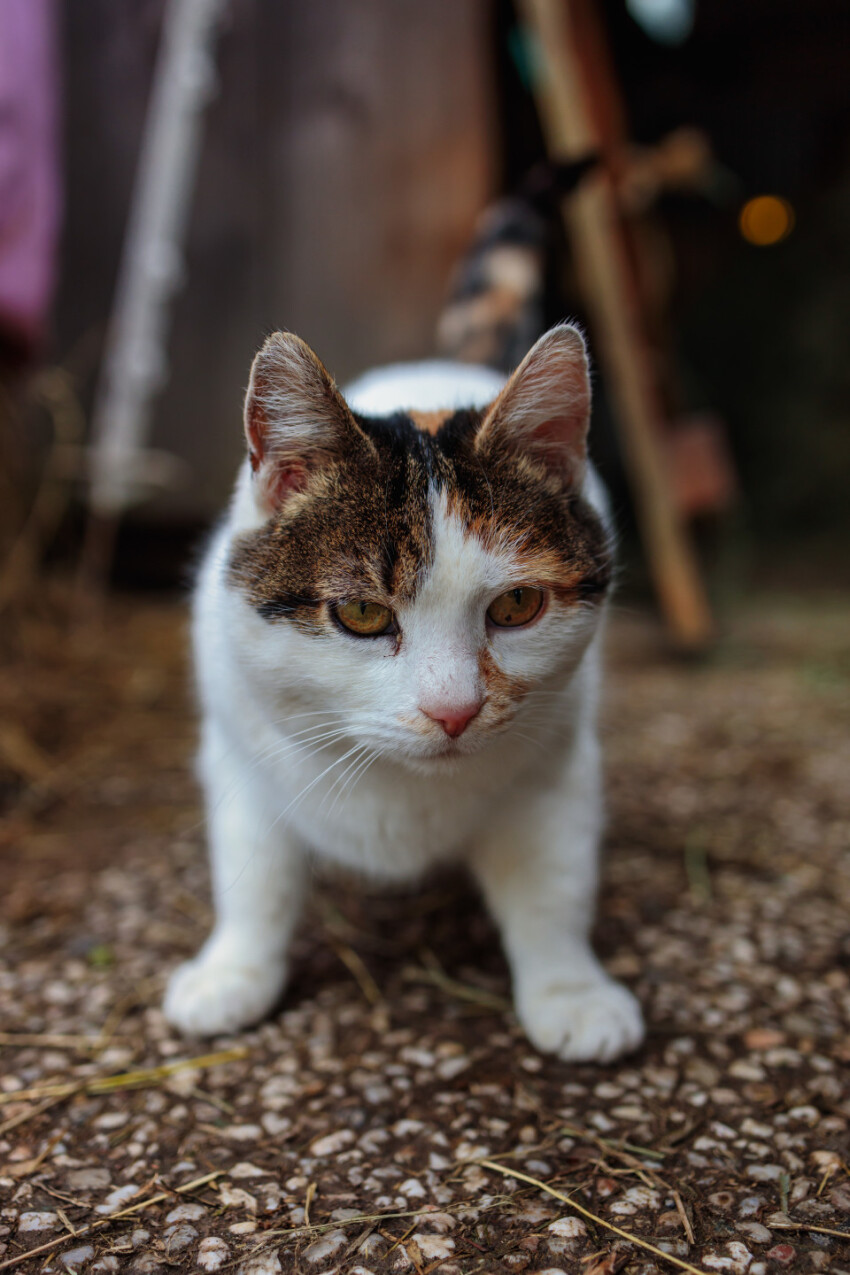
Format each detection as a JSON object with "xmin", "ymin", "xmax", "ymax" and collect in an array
[{"xmin": 227, "ymin": 325, "xmax": 612, "ymax": 769}]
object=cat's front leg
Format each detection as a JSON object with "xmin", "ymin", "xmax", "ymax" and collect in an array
[
  {"xmin": 164, "ymin": 722, "xmax": 306, "ymax": 1036},
  {"xmin": 470, "ymin": 733, "xmax": 643, "ymax": 1064}
]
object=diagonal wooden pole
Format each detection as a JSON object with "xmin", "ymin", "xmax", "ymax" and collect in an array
[{"xmin": 517, "ymin": 0, "xmax": 714, "ymax": 649}]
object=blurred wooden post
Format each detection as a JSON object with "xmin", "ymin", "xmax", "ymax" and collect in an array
[
  {"xmin": 518, "ymin": 0, "xmax": 714, "ymax": 649},
  {"xmin": 81, "ymin": 0, "xmax": 225, "ymax": 592}
]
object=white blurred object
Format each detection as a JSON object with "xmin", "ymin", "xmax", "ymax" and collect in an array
[
  {"xmin": 626, "ymin": 0, "xmax": 694, "ymax": 45},
  {"xmin": 88, "ymin": 0, "xmax": 226, "ymax": 515},
  {"xmin": 344, "ymin": 361, "xmax": 505, "ymax": 416}
]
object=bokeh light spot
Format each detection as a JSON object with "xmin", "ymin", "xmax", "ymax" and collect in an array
[{"xmin": 739, "ymin": 195, "xmax": 795, "ymax": 246}]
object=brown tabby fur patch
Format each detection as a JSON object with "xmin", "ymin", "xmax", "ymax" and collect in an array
[{"xmin": 228, "ymin": 409, "xmax": 611, "ymax": 635}]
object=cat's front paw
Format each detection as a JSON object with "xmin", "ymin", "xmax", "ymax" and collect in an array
[
  {"xmin": 518, "ymin": 977, "xmax": 644, "ymax": 1064},
  {"xmin": 164, "ymin": 955, "xmax": 286, "ymax": 1037}
]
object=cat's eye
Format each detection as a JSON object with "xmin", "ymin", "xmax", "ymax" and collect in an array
[
  {"xmin": 334, "ymin": 600, "xmax": 395, "ymax": 637},
  {"xmin": 487, "ymin": 586, "xmax": 545, "ymax": 628}
]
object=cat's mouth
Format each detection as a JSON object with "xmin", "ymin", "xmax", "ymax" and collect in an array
[
  {"xmin": 387, "ymin": 707, "xmax": 517, "ymax": 768},
  {"xmin": 410, "ymin": 719, "xmax": 510, "ymax": 764}
]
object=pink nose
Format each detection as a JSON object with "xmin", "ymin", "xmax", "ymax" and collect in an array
[{"xmin": 421, "ymin": 702, "xmax": 482, "ymax": 738}]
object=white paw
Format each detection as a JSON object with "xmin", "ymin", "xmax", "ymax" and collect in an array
[
  {"xmin": 164, "ymin": 955, "xmax": 287, "ymax": 1037},
  {"xmin": 518, "ymin": 977, "xmax": 644, "ymax": 1063}
]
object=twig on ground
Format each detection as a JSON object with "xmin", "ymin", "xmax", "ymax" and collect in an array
[
  {"xmin": 0, "ymin": 1094, "xmax": 69, "ymax": 1138},
  {"xmin": 383, "ymin": 1220, "xmax": 420, "ymax": 1260},
  {"xmin": 327, "ymin": 936, "xmax": 385, "ymax": 1007},
  {"xmin": 246, "ymin": 1191, "xmax": 519, "ymax": 1251},
  {"xmin": 303, "ymin": 1181, "xmax": 317, "ymax": 1227},
  {"xmin": 7, "ymin": 1130, "xmax": 65, "ymax": 1179},
  {"xmin": 673, "ymin": 1190, "xmax": 695, "ymax": 1244},
  {"xmin": 0, "ymin": 726, "xmax": 52, "ymax": 782},
  {"xmin": 558, "ymin": 1123, "xmax": 667, "ymax": 1190},
  {"xmin": 402, "ymin": 948, "xmax": 511, "ymax": 1013},
  {"xmin": 93, "ymin": 988, "xmax": 141, "ymax": 1054},
  {"xmin": 479, "ymin": 1159, "xmax": 711, "ymax": 1275},
  {"xmin": 0, "ymin": 1047, "xmax": 248, "ymax": 1106},
  {"xmin": 56, "ymin": 1208, "xmax": 77, "ymax": 1239},
  {"xmin": 779, "ymin": 1171, "xmax": 791, "ymax": 1215},
  {"xmin": 561, "ymin": 1123, "xmax": 667, "ymax": 1162},
  {"xmin": 343, "ymin": 1223, "xmax": 376, "ymax": 1260},
  {"xmin": 770, "ymin": 1221, "xmax": 850, "ymax": 1240},
  {"xmin": 683, "ymin": 830, "xmax": 712, "ymax": 904},
  {"xmin": 656, "ymin": 1119, "xmax": 703, "ymax": 1152},
  {"xmin": 188, "ymin": 1086, "xmax": 236, "ymax": 1116},
  {"xmin": 314, "ymin": 895, "xmax": 399, "ymax": 955},
  {"xmin": 0, "ymin": 1170, "xmax": 223, "ymax": 1272},
  {"xmin": 0, "ymin": 1031, "xmax": 125, "ymax": 1052}
]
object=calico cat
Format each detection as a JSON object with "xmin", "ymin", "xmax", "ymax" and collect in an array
[{"xmin": 164, "ymin": 200, "xmax": 644, "ymax": 1063}]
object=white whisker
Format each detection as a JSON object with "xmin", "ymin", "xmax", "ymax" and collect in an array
[{"xmin": 319, "ymin": 743, "xmax": 370, "ymax": 817}]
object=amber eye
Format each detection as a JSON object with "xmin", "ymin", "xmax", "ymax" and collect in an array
[
  {"xmin": 487, "ymin": 586, "xmax": 545, "ymax": 628},
  {"xmin": 334, "ymin": 600, "xmax": 395, "ymax": 637}
]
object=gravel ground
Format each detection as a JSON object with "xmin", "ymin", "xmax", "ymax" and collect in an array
[{"xmin": 1, "ymin": 592, "xmax": 848, "ymax": 1275}]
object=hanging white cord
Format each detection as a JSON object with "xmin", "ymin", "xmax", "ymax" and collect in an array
[{"xmin": 88, "ymin": 0, "xmax": 226, "ymax": 516}]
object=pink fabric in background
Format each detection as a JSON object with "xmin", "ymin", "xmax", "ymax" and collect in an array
[{"xmin": 0, "ymin": 0, "xmax": 60, "ymax": 354}]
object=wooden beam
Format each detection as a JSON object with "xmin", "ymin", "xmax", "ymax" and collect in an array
[{"xmin": 517, "ymin": 0, "xmax": 714, "ymax": 649}]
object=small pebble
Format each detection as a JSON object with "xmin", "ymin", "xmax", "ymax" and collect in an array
[
  {"xmin": 218, "ymin": 1185, "xmax": 258, "ymax": 1213},
  {"xmin": 97, "ymin": 1185, "xmax": 140, "ymax": 1216},
  {"xmin": 221, "ymin": 1124, "xmax": 263, "ymax": 1141},
  {"xmin": 703, "ymin": 1240, "xmax": 753, "ymax": 1273},
  {"xmin": 236, "ymin": 1254, "xmax": 281, "ymax": 1275},
  {"xmin": 310, "ymin": 1129, "xmax": 355, "ymax": 1156},
  {"xmin": 765, "ymin": 1245, "xmax": 795, "ymax": 1264},
  {"xmin": 302, "ymin": 1230, "xmax": 347, "ymax": 1263},
  {"xmin": 131, "ymin": 1253, "xmax": 163, "ymax": 1274},
  {"xmin": 736, "ymin": 1223, "xmax": 772, "ymax": 1245},
  {"xmin": 18, "ymin": 1212, "xmax": 61, "ymax": 1233},
  {"xmin": 66, "ymin": 1169, "xmax": 111, "ymax": 1191},
  {"xmin": 547, "ymin": 1217, "xmax": 587, "ymax": 1239},
  {"xmin": 196, "ymin": 1237, "xmax": 230, "ymax": 1272},
  {"xmin": 60, "ymin": 1246, "xmax": 95, "ymax": 1270},
  {"xmin": 743, "ymin": 1030, "xmax": 786, "ymax": 1051},
  {"xmin": 165, "ymin": 1202, "xmax": 206, "ymax": 1224},
  {"xmin": 411, "ymin": 1234, "xmax": 455, "ymax": 1260},
  {"xmin": 261, "ymin": 1112, "xmax": 291, "ymax": 1136},
  {"xmin": 230, "ymin": 1161, "xmax": 267, "ymax": 1178},
  {"xmin": 163, "ymin": 1221, "xmax": 198, "ymax": 1255}
]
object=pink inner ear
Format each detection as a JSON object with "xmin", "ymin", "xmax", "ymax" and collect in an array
[
  {"xmin": 532, "ymin": 415, "xmax": 577, "ymax": 447},
  {"xmin": 246, "ymin": 399, "xmax": 269, "ymax": 469},
  {"xmin": 266, "ymin": 463, "xmax": 308, "ymax": 507},
  {"xmin": 246, "ymin": 400, "xmax": 310, "ymax": 509},
  {"xmin": 531, "ymin": 412, "xmax": 586, "ymax": 472}
]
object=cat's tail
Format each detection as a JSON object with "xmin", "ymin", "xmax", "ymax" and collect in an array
[{"xmin": 435, "ymin": 157, "xmax": 596, "ymax": 373}]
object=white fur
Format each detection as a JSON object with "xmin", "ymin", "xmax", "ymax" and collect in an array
[{"xmin": 164, "ymin": 355, "xmax": 643, "ymax": 1062}]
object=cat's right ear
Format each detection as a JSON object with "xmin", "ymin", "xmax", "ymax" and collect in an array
[
  {"xmin": 474, "ymin": 323, "xmax": 591, "ymax": 489},
  {"xmin": 243, "ymin": 332, "xmax": 361, "ymax": 516}
]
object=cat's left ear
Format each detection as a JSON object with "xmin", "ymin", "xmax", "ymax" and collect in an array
[
  {"xmin": 474, "ymin": 323, "xmax": 591, "ymax": 488},
  {"xmin": 244, "ymin": 331, "xmax": 366, "ymax": 516}
]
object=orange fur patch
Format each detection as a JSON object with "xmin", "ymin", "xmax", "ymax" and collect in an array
[
  {"xmin": 408, "ymin": 409, "xmax": 452, "ymax": 436},
  {"xmin": 478, "ymin": 647, "xmax": 530, "ymax": 718}
]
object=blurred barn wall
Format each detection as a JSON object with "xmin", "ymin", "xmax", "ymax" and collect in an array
[{"xmin": 57, "ymin": 0, "xmax": 497, "ymax": 520}]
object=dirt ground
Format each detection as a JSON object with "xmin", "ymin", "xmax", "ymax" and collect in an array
[{"xmin": 0, "ymin": 590, "xmax": 848, "ymax": 1275}]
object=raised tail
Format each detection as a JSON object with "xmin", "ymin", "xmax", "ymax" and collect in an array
[{"xmin": 436, "ymin": 156, "xmax": 596, "ymax": 373}]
